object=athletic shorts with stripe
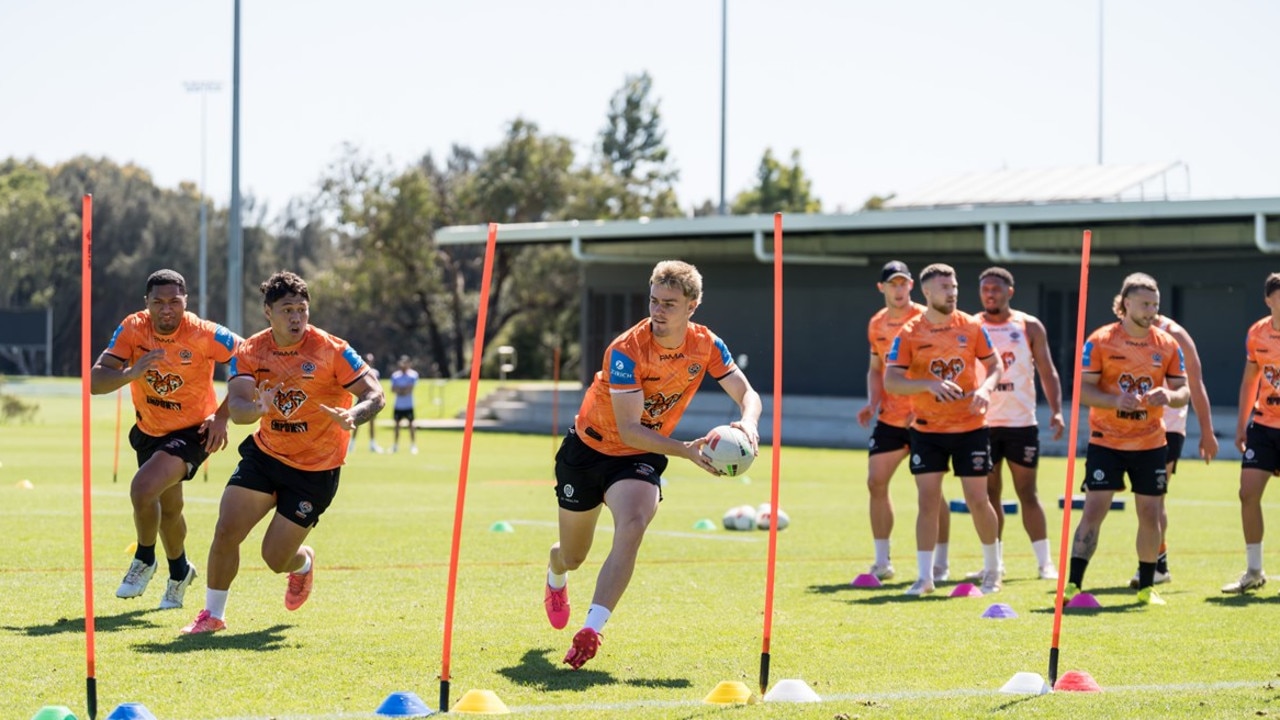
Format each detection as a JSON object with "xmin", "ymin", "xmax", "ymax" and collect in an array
[
  {"xmin": 228, "ymin": 435, "xmax": 341, "ymax": 528},
  {"xmin": 554, "ymin": 428, "xmax": 667, "ymax": 511}
]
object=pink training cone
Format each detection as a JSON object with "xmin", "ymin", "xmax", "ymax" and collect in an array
[
  {"xmin": 850, "ymin": 573, "xmax": 883, "ymax": 588},
  {"xmin": 949, "ymin": 582, "xmax": 983, "ymax": 598},
  {"xmin": 1053, "ymin": 670, "xmax": 1102, "ymax": 692},
  {"xmin": 1066, "ymin": 592, "xmax": 1102, "ymax": 608}
]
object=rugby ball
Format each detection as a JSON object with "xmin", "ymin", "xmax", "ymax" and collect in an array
[
  {"xmin": 722, "ymin": 504, "xmax": 758, "ymax": 531},
  {"xmin": 701, "ymin": 425, "xmax": 755, "ymax": 476},
  {"xmin": 755, "ymin": 503, "xmax": 790, "ymax": 531}
]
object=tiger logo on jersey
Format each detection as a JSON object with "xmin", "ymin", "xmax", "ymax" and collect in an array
[
  {"xmin": 1001, "ymin": 351, "xmax": 1015, "ymax": 370},
  {"xmin": 1117, "ymin": 373, "xmax": 1154, "ymax": 396},
  {"xmin": 1264, "ymin": 365, "xmax": 1280, "ymax": 390},
  {"xmin": 274, "ymin": 388, "xmax": 308, "ymax": 417},
  {"xmin": 144, "ymin": 369, "xmax": 184, "ymax": 396},
  {"xmin": 929, "ymin": 358, "xmax": 965, "ymax": 382},
  {"xmin": 645, "ymin": 391, "xmax": 682, "ymax": 418}
]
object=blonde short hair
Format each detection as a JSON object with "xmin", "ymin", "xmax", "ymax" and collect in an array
[{"xmin": 650, "ymin": 260, "xmax": 703, "ymax": 304}]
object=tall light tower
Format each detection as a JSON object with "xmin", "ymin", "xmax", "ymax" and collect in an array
[
  {"xmin": 184, "ymin": 81, "xmax": 221, "ymax": 319},
  {"xmin": 227, "ymin": 0, "xmax": 244, "ymax": 335}
]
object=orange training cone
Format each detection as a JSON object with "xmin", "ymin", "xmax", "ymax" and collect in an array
[{"xmin": 1053, "ymin": 670, "xmax": 1102, "ymax": 692}]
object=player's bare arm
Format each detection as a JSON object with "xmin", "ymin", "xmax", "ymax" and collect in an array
[
  {"xmin": 1235, "ymin": 361, "xmax": 1261, "ymax": 452},
  {"xmin": 1145, "ymin": 377, "xmax": 1189, "ymax": 409},
  {"xmin": 199, "ymin": 396, "xmax": 234, "ymax": 453},
  {"xmin": 718, "ymin": 368, "xmax": 762, "ymax": 453},
  {"xmin": 858, "ymin": 353, "xmax": 885, "ymax": 428},
  {"xmin": 885, "ymin": 365, "xmax": 961, "ymax": 401},
  {"xmin": 1026, "ymin": 317, "xmax": 1065, "ymax": 440},
  {"xmin": 89, "ymin": 347, "xmax": 165, "ymax": 395},
  {"xmin": 969, "ymin": 352, "xmax": 1002, "ymax": 413},
  {"xmin": 321, "ymin": 372, "xmax": 386, "ymax": 430},
  {"xmin": 1168, "ymin": 324, "xmax": 1218, "ymax": 461},
  {"xmin": 228, "ymin": 376, "xmax": 278, "ymax": 424},
  {"xmin": 1077, "ymin": 372, "xmax": 1133, "ymax": 410},
  {"xmin": 611, "ymin": 390, "xmax": 718, "ymax": 474}
]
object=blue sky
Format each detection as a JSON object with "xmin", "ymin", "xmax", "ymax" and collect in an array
[{"xmin": 2, "ymin": 0, "xmax": 1277, "ymax": 216}]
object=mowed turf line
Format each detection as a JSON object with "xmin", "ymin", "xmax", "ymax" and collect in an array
[{"xmin": 1, "ymin": 381, "xmax": 1278, "ymax": 719}]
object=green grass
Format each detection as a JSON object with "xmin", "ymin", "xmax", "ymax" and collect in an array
[{"xmin": 2, "ymin": 379, "xmax": 1279, "ymax": 719}]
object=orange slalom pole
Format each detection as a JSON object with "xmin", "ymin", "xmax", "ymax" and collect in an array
[
  {"xmin": 111, "ymin": 388, "xmax": 122, "ymax": 483},
  {"xmin": 439, "ymin": 222, "xmax": 499, "ymax": 713},
  {"xmin": 81, "ymin": 194, "xmax": 98, "ymax": 719},
  {"xmin": 759, "ymin": 212, "xmax": 784, "ymax": 696},
  {"xmin": 1048, "ymin": 229, "xmax": 1093, "ymax": 687}
]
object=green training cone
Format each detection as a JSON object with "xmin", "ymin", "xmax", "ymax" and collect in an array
[
  {"xmin": 489, "ymin": 521, "xmax": 514, "ymax": 533},
  {"xmin": 30, "ymin": 706, "xmax": 76, "ymax": 720}
]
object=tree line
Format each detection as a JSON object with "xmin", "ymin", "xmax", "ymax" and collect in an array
[{"xmin": 0, "ymin": 73, "xmax": 829, "ymax": 380}]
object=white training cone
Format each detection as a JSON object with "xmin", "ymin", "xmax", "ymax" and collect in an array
[
  {"xmin": 763, "ymin": 679, "xmax": 821, "ymax": 702},
  {"xmin": 999, "ymin": 671, "xmax": 1051, "ymax": 695}
]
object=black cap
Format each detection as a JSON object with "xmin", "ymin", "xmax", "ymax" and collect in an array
[{"xmin": 879, "ymin": 261, "xmax": 911, "ymax": 283}]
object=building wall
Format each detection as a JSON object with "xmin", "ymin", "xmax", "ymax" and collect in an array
[{"xmin": 581, "ymin": 256, "xmax": 1270, "ymax": 410}]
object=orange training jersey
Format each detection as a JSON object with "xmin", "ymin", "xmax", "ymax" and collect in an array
[
  {"xmin": 1244, "ymin": 315, "xmax": 1280, "ymax": 429},
  {"xmin": 575, "ymin": 318, "xmax": 738, "ymax": 456},
  {"xmin": 868, "ymin": 303, "xmax": 925, "ymax": 427},
  {"xmin": 885, "ymin": 310, "xmax": 996, "ymax": 433},
  {"xmin": 231, "ymin": 325, "xmax": 369, "ymax": 471},
  {"xmin": 102, "ymin": 311, "xmax": 240, "ymax": 437},
  {"xmin": 1081, "ymin": 322, "xmax": 1185, "ymax": 451}
]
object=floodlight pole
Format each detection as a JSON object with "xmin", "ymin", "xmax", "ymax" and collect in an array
[
  {"xmin": 184, "ymin": 81, "xmax": 221, "ymax": 320},
  {"xmin": 227, "ymin": 0, "xmax": 244, "ymax": 335},
  {"xmin": 718, "ymin": 0, "xmax": 728, "ymax": 215},
  {"xmin": 1097, "ymin": 0, "xmax": 1104, "ymax": 165}
]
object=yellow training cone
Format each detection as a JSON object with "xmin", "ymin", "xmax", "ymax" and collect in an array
[
  {"xmin": 17, "ymin": 479, "xmax": 34, "ymax": 489},
  {"xmin": 126, "ymin": 542, "xmax": 138, "ymax": 554},
  {"xmin": 450, "ymin": 689, "xmax": 509, "ymax": 714},
  {"xmin": 703, "ymin": 680, "xmax": 754, "ymax": 704}
]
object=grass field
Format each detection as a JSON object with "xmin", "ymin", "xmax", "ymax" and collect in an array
[{"xmin": 2, "ymin": 379, "xmax": 1279, "ymax": 719}]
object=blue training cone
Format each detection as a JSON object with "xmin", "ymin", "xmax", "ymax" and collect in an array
[
  {"xmin": 376, "ymin": 691, "xmax": 436, "ymax": 717},
  {"xmin": 106, "ymin": 703, "xmax": 157, "ymax": 720}
]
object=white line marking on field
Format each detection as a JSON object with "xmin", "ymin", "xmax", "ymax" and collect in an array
[
  {"xmin": 203, "ymin": 678, "xmax": 1267, "ymax": 719},
  {"xmin": 508, "ymin": 519, "xmax": 760, "ymax": 542}
]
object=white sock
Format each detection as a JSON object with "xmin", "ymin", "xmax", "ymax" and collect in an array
[
  {"xmin": 206, "ymin": 589, "xmax": 229, "ymax": 620},
  {"xmin": 996, "ymin": 539, "xmax": 1004, "ymax": 568},
  {"xmin": 1032, "ymin": 539, "xmax": 1051, "ymax": 567},
  {"xmin": 547, "ymin": 568, "xmax": 567, "ymax": 590},
  {"xmin": 933, "ymin": 543, "xmax": 949, "ymax": 568},
  {"xmin": 916, "ymin": 550, "xmax": 934, "ymax": 581},
  {"xmin": 295, "ymin": 551, "xmax": 312, "ymax": 575},
  {"xmin": 982, "ymin": 542, "xmax": 1000, "ymax": 573},
  {"xmin": 874, "ymin": 539, "xmax": 891, "ymax": 566},
  {"xmin": 1247, "ymin": 542, "xmax": 1264, "ymax": 572},
  {"xmin": 584, "ymin": 604, "xmax": 611, "ymax": 633}
]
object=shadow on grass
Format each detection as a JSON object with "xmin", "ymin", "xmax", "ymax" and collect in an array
[
  {"xmin": 131, "ymin": 623, "xmax": 295, "ymax": 654},
  {"xmin": 1203, "ymin": 593, "xmax": 1280, "ymax": 607},
  {"xmin": 3, "ymin": 609, "xmax": 161, "ymax": 636},
  {"xmin": 497, "ymin": 649, "xmax": 691, "ymax": 692},
  {"xmin": 806, "ymin": 581, "xmax": 859, "ymax": 595},
  {"xmin": 993, "ymin": 694, "xmax": 1045, "ymax": 711}
]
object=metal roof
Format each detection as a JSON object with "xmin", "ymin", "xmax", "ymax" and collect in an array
[
  {"xmin": 435, "ymin": 196, "xmax": 1280, "ymax": 245},
  {"xmin": 882, "ymin": 162, "xmax": 1187, "ymax": 209}
]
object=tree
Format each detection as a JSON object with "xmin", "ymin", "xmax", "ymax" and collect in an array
[
  {"xmin": 571, "ymin": 72, "xmax": 681, "ymax": 220},
  {"xmin": 732, "ymin": 148, "xmax": 822, "ymax": 215}
]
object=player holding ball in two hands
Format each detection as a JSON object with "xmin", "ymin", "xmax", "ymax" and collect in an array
[{"xmin": 544, "ymin": 260, "xmax": 762, "ymax": 670}]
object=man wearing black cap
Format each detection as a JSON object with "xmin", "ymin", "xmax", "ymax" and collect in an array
[{"xmin": 856, "ymin": 261, "xmax": 952, "ymax": 584}]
